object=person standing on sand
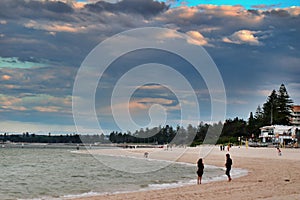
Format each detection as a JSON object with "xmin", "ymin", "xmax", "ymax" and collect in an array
[
  {"xmin": 197, "ymin": 158, "xmax": 204, "ymax": 184},
  {"xmin": 225, "ymin": 154, "xmax": 232, "ymax": 182}
]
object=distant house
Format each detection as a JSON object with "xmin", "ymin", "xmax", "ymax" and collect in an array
[
  {"xmin": 259, "ymin": 125, "xmax": 300, "ymax": 145},
  {"xmin": 291, "ymin": 105, "xmax": 300, "ymax": 126}
]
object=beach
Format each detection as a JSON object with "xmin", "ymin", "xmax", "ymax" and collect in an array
[{"xmin": 72, "ymin": 146, "xmax": 300, "ymax": 200}]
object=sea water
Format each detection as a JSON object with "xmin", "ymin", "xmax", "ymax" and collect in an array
[{"xmin": 0, "ymin": 147, "xmax": 247, "ymax": 200}]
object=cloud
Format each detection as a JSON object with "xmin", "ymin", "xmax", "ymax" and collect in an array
[
  {"xmin": 139, "ymin": 84, "xmax": 167, "ymax": 90},
  {"xmin": 156, "ymin": 6, "xmax": 197, "ymax": 22},
  {"xmin": 0, "ymin": 92, "xmax": 74, "ymax": 131},
  {"xmin": 258, "ymin": 89, "xmax": 274, "ymax": 97},
  {"xmin": 0, "ymin": 94, "xmax": 21, "ymax": 106},
  {"xmin": 0, "ymin": 94, "xmax": 72, "ymax": 113},
  {"xmin": 33, "ymin": 106, "xmax": 62, "ymax": 113},
  {"xmin": 24, "ymin": 20, "xmax": 85, "ymax": 33},
  {"xmin": 159, "ymin": 28, "xmax": 184, "ymax": 39},
  {"xmin": 134, "ymin": 97, "xmax": 175, "ymax": 106},
  {"xmin": 227, "ymin": 99, "xmax": 248, "ymax": 105},
  {"xmin": 186, "ymin": 30, "xmax": 210, "ymax": 46},
  {"xmin": 251, "ymin": 4, "xmax": 280, "ymax": 10},
  {"xmin": 261, "ymin": 7, "xmax": 300, "ymax": 17},
  {"xmin": 0, "ymin": 1, "xmax": 300, "ymax": 131},
  {"xmin": 0, "ymin": 65, "xmax": 76, "ymax": 97},
  {"xmin": 72, "ymin": 2, "xmax": 86, "ymax": 9},
  {"xmin": 199, "ymin": 26, "xmax": 221, "ymax": 32},
  {"xmin": 174, "ymin": 6, "xmax": 198, "ymax": 19},
  {"xmin": 1, "ymin": 74, "xmax": 11, "ymax": 80},
  {"xmin": 222, "ymin": 30, "xmax": 261, "ymax": 45},
  {"xmin": 198, "ymin": 4, "xmax": 245, "ymax": 17},
  {"xmin": 0, "ymin": 0, "xmax": 73, "ymax": 19},
  {"xmin": 102, "ymin": 97, "xmax": 178, "ymax": 115},
  {"xmin": 0, "ymin": 0, "xmax": 279, "ymax": 67},
  {"xmin": 85, "ymin": 0, "xmax": 169, "ymax": 17},
  {"xmin": 285, "ymin": 7, "xmax": 300, "ymax": 16}
]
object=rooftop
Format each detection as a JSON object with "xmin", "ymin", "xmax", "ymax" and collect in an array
[{"xmin": 292, "ymin": 105, "xmax": 300, "ymax": 112}]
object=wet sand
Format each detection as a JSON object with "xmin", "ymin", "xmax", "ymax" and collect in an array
[{"xmin": 72, "ymin": 146, "xmax": 300, "ymax": 200}]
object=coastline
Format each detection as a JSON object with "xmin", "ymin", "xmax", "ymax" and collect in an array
[{"xmin": 70, "ymin": 146, "xmax": 300, "ymax": 200}]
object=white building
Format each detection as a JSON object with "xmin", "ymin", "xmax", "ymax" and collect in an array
[
  {"xmin": 259, "ymin": 125, "xmax": 300, "ymax": 145},
  {"xmin": 291, "ymin": 105, "xmax": 300, "ymax": 125}
]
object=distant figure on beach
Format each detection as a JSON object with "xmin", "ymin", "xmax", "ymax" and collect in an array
[
  {"xmin": 144, "ymin": 152, "xmax": 149, "ymax": 158},
  {"xmin": 225, "ymin": 154, "xmax": 232, "ymax": 182},
  {"xmin": 197, "ymin": 158, "xmax": 204, "ymax": 184},
  {"xmin": 227, "ymin": 144, "xmax": 230, "ymax": 151},
  {"xmin": 277, "ymin": 147, "xmax": 282, "ymax": 156}
]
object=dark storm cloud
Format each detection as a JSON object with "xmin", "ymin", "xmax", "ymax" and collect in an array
[
  {"xmin": 0, "ymin": 0, "xmax": 74, "ymax": 20},
  {"xmin": 262, "ymin": 9, "xmax": 290, "ymax": 17},
  {"xmin": 1, "ymin": 1, "xmax": 299, "ymax": 70},
  {"xmin": 85, "ymin": 0, "xmax": 169, "ymax": 17},
  {"xmin": 0, "ymin": 0, "xmax": 170, "ymax": 66}
]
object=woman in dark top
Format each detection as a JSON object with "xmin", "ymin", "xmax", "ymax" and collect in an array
[
  {"xmin": 225, "ymin": 153, "xmax": 232, "ymax": 182},
  {"xmin": 197, "ymin": 158, "xmax": 204, "ymax": 184}
]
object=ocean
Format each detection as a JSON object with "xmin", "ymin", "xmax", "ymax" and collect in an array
[{"xmin": 0, "ymin": 147, "xmax": 247, "ymax": 200}]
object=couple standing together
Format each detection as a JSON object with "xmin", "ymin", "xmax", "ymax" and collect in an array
[{"xmin": 197, "ymin": 153, "xmax": 232, "ymax": 184}]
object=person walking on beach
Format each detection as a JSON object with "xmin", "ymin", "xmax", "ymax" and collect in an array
[
  {"xmin": 225, "ymin": 154, "xmax": 232, "ymax": 182},
  {"xmin": 144, "ymin": 152, "xmax": 149, "ymax": 158},
  {"xmin": 277, "ymin": 147, "xmax": 282, "ymax": 156},
  {"xmin": 227, "ymin": 144, "xmax": 230, "ymax": 151},
  {"xmin": 197, "ymin": 158, "xmax": 204, "ymax": 184}
]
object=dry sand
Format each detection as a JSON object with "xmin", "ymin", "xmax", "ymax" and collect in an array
[{"xmin": 72, "ymin": 146, "xmax": 300, "ymax": 200}]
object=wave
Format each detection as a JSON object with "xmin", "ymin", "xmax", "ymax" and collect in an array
[
  {"xmin": 59, "ymin": 167, "xmax": 247, "ymax": 200},
  {"xmin": 18, "ymin": 166, "xmax": 247, "ymax": 200},
  {"xmin": 16, "ymin": 149, "xmax": 247, "ymax": 200}
]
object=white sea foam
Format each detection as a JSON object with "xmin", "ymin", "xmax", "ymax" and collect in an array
[
  {"xmin": 57, "ymin": 167, "xmax": 248, "ymax": 200},
  {"xmin": 62, "ymin": 191, "xmax": 104, "ymax": 199}
]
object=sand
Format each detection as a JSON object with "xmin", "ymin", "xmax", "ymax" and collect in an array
[{"xmin": 71, "ymin": 146, "xmax": 300, "ymax": 200}]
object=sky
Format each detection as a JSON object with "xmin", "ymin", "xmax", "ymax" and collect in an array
[
  {"xmin": 165, "ymin": 0, "xmax": 300, "ymax": 9},
  {"xmin": 0, "ymin": 0, "xmax": 300, "ymax": 134}
]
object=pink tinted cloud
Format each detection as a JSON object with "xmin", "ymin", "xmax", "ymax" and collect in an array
[{"xmin": 1, "ymin": 74, "xmax": 11, "ymax": 81}]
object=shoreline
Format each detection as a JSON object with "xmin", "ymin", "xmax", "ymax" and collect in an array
[
  {"xmin": 70, "ymin": 146, "xmax": 300, "ymax": 200},
  {"xmin": 68, "ymin": 147, "xmax": 248, "ymax": 198}
]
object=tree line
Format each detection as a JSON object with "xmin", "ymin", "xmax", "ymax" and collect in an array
[
  {"xmin": 108, "ymin": 84, "xmax": 295, "ymax": 146},
  {"xmin": 108, "ymin": 118, "xmax": 247, "ymax": 146},
  {"xmin": 0, "ymin": 84, "xmax": 294, "ymax": 145},
  {"xmin": 0, "ymin": 132, "xmax": 107, "ymax": 144}
]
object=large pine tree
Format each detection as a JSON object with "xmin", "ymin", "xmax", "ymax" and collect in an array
[
  {"xmin": 277, "ymin": 84, "xmax": 293, "ymax": 125},
  {"xmin": 247, "ymin": 112, "xmax": 256, "ymax": 135},
  {"xmin": 250, "ymin": 105, "xmax": 265, "ymax": 136},
  {"xmin": 261, "ymin": 84, "xmax": 293, "ymax": 125},
  {"xmin": 247, "ymin": 84, "xmax": 294, "ymax": 136},
  {"xmin": 263, "ymin": 89, "xmax": 278, "ymax": 125},
  {"xmin": 254, "ymin": 105, "xmax": 263, "ymax": 120}
]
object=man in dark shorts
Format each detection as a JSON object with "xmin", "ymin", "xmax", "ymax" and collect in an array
[{"xmin": 225, "ymin": 153, "xmax": 232, "ymax": 182}]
